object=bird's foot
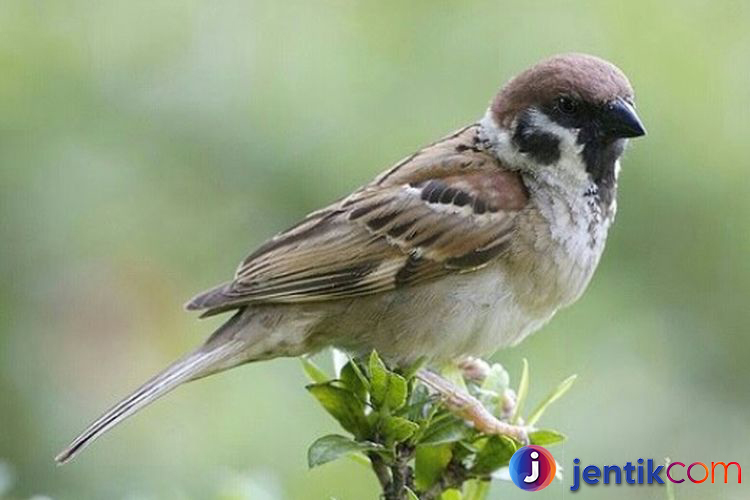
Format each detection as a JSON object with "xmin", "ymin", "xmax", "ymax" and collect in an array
[
  {"xmin": 457, "ymin": 357, "xmax": 492, "ymax": 382},
  {"xmin": 417, "ymin": 369, "xmax": 529, "ymax": 444}
]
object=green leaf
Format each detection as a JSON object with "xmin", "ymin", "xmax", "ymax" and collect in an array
[
  {"xmin": 307, "ymin": 434, "xmax": 382, "ymax": 468},
  {"xmin": 480, "ymin": 364, "xmax": 510, "ymax": 395},
  {"xmin": 369, "ymin": 351, "xmax": 389, "ymax": 403},
  {"xmin": 300, "ymin": 357, "xmax": 330, "ymax": 384},
  {"xmin": 419, "ymin": 415, "xmax": 471, "ymax": 446},
  {"xmin": 384, "ymin": 373, "xmax": 408, "ymax": 410},
  {"xmin": 403, "ymin": 384, "xmax": 434, "ymax": 421},
  {"xmin": 349, "ymin": 358, "xmax": 371, "ymax": 389},
  {"xmin": 340, "ymin": 361, "xmax": 368, "ymax": 401},
  {"xmin": 347, "ymin": 451, "xmax": 372, "ymax": 468},
  {"xmin": 401, "ymin": 356, "xmax": 427, "ymax": 380},
  {"xmin": 529, "ymin": 429, "xmax": 567, "ymax": 447},
  {"xmin": 472, "ymin": 436, "xmax": 517, "ymax": 475},
  {"xmin": 405, "ymin": 487, "xmax": 419, "ymax": 500},
  {"xmin": 478, "ymin": 364, "xmax": 510, "ymax": 417},
  {"xmin": 452, "ymin": 439, "xmax": 479, "ymax": 459},
  {"xmin": 463, "ymin": 479, "xmax": 491, "ymax": 500},
  {"xmin": 415, "ymin": 444, "xmax": 453, "ymax": 491},
  {"xmin": 369, "ymin": 350, "xmax": 387, "ymax": 383},
  {"xmin": 441, "ymin": 364, "xmax": 468, "ymax": 392},
  {"xmin": 440, "ymin": 489, "xmax": 463, "ymax": 500},
  {"xmin": 368, "ymin": 351, "xmax": 407, "ymax": 410},
  {"xmin": 511, "ymin": 358, "xmax": 529, "ymax": 425},
  {"xmin": 526, "ymin": 374, "xmax": 577, "ymax": 426},
  {"xmin": 382, "ymin": 416, "xmax": 419, "ymax": 443},
  {"xmin": 307, "ymin": 383, "xmax": 368, "ymax": 437}
]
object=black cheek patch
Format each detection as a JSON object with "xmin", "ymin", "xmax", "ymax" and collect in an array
[
  {"xmin": 512, "ymin": 113, "xmax": 561, "ymax": 165},
  {"xmin": 519, "ymin": 132, "xmax": 560, "ymax": 165}
]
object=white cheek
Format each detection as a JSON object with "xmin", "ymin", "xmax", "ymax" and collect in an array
[{"xmin": 479, "ymin": 108, "xmax": 586, "ymax": 176}]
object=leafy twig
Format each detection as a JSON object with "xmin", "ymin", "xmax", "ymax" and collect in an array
[{"xmin": 303, "ymin": 352, "xmax": 575, "ymax": 499}]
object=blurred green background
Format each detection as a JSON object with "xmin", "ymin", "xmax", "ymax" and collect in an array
[{"xmin": 1, "ymin": 1, "xmax": 748, "ymax": 499}]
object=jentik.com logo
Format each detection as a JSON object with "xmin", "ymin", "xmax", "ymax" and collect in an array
[
  {"xmin": 509, "ymin": 446, "xmax": 556, "ymax": 491},
  {"xmin": 570, "ymin": 458, "xmax": 742, "ymax": 491}
]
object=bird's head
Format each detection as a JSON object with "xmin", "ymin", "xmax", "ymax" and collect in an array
[{"xmin": 484, "ymin": 53, "xmax": 645, "ymax": 202}]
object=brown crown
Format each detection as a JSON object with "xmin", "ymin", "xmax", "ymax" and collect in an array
[{"xmin": 491, "ymin": 53, "xmax": 635, "ymax": 127}]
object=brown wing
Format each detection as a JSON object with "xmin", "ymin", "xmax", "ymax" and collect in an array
[{"xmin": 186, "ymin": 124, "xmax": 529, "ymax": 316}]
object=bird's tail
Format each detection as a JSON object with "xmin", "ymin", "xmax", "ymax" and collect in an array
[{"xmin": 55, "ymin": 313, "xmax": 250, "ymax": 465}]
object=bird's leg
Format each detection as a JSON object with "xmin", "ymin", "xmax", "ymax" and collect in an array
[{"xmin": 417, "ymin": 369, "xmax": 528, "ymax": 444}]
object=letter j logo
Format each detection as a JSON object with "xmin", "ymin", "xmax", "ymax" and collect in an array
[{"xmin": 509, "ymin": 445, "xmax": 556, "ymax": 491}]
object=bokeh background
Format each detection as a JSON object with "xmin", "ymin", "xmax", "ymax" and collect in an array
[{"xmin": 1, "ymin": 1, "xmax": 748, "ymax": 499}]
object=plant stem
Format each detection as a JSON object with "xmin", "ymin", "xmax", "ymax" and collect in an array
[
  {"xmin": 369, "ymin": 452, "xmax": 392, "ymax": 492},
  {"xmin": 388, "ymin": 464, "xmax": 406, "ymax": 499},
  {"xmin": 420, "ymin": 461, "xmax": 469, "ymax": 500},
  {"xmin": 384, "ymin": 444, "xmax": 415, "ymax": 500}
]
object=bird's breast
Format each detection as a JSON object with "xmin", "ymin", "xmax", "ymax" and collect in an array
[{"xmin": 508, "ymin": 188, "xmax": 612, "ymax": 313}]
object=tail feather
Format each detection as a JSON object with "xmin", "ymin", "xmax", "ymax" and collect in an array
[{"xmin": 55, "ymin": 338, "xmax": 245, "ymax": 465}]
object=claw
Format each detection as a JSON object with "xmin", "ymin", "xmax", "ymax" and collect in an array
[{"xmin": 458, "ymin": 357, "xmax": 492, "ymax": 382}]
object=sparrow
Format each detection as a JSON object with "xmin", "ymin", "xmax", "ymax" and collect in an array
[{"xmin": 56, "ymin": 53, "xmax": 645, "ymax": 464}]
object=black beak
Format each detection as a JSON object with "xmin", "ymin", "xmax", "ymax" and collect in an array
[{"xmin": 603, "ymin": 98, "xmax": 646, "ymax": 138}]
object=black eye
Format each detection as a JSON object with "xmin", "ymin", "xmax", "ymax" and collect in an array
[{"xmin": 556, "ymin": 96, "xmax": 578, "ymax": 115}]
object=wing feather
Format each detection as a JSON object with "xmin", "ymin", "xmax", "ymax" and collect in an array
[{"xmin": 186, "ymin": 124, "xmax": 529, "ymax": 315}]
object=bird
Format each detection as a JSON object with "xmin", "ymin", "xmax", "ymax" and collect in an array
[{"xmin": 56, "ymin": 53, "xmax": 645, "ymax": 464}]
